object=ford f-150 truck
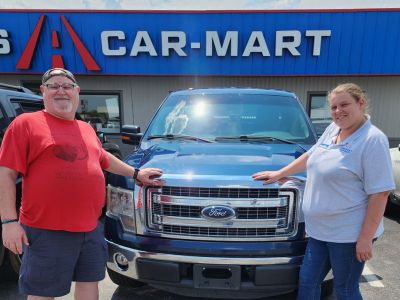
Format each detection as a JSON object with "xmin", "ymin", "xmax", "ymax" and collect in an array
[{"xmin": 105, "ymin": 88, "xmax": 332, "ymax": 298}]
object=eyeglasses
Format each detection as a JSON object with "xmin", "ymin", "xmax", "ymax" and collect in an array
[{"xmin": 44, "ymin": 83, "xmax": 77, "ymax": 91}]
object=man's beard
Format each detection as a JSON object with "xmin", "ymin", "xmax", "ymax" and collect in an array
[{"xmin": 54, "ymin": 101, "xmax": 74, "ymax": 113}]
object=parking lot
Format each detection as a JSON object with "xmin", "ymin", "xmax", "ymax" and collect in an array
[{"xmin": 0, "ymin": 209, "xmax": 399, "ymax": 300}]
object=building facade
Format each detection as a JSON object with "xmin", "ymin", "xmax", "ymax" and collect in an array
[{"xmin": 0, "ymin": 9, "xmax": 399, "ymax": 145}]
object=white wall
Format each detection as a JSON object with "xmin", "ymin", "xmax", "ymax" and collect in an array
[{"xmin": 1, "ymin": 74, "xmax": 399, "ymax": 142}]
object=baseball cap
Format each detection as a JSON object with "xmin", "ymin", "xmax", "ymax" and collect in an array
[{"xmin": 42, "ymin": 68, "xmax": 77, "ymax": 84}]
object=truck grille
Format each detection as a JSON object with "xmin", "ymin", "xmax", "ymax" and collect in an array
[{"xmin": 145, "ymin": 186, "xmax": 298, "ymax": 241}]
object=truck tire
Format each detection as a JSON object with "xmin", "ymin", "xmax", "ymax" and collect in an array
[
  {"xmin": 321, "ymin": 279, "xmax": 334, "ymax": 298},
  {"xmin": 107, "ymin": 268, "xmax": 146, "ymax": 288}
]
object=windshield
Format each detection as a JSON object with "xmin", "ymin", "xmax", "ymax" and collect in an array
[{"xmin": 145, "ymin": 93, "xmax": 316, "ymax": 144}]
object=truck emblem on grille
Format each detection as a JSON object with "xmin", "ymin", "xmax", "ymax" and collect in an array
[{"xmin": 201, "ymin": 205, "xmax": 236, "ymax": 221}]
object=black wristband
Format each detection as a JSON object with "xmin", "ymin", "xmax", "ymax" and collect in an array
[
  {"xmin": 132, "ymin": 168, "xmax": 140, "ymax": 180},
  {"xmin": 1, "ymin": 218, "xmax": 19, "ymax": 225}
]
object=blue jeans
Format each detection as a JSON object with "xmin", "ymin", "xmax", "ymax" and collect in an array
[{"xmin": 297, "ymin": 237, "xmax": 365, "ymax": 300}]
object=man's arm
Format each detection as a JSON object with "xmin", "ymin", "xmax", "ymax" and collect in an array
[
  {"xmin": 104, "ymin": 152, "xmax": 164, "ymax": 186},
  {"xmin": 0, "ymin": 166, "xmax": 18, "ymax": 219},
  {"xmin": 0, "ymin": 166, "xmax": 29, "ymax": 254}
]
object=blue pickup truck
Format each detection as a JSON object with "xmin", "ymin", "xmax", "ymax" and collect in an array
[{"xmin": 105, "ymin": 88, "xmax": 332, "ymax": 298}]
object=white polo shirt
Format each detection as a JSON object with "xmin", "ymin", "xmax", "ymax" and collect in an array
[{"xmin": 303, "ymin": 118, "xmax": 395, "ymax": 242}]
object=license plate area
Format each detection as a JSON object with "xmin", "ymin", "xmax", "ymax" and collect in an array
[{"xmin": 193, "ymin": 264, "xmax": 241, "ymax": 290}]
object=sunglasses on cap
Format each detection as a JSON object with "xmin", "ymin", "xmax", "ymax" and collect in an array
[{"xmin": 42, "ymin": 68, "xmax": 77, "ymax": 84}]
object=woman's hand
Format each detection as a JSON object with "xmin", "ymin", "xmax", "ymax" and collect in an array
[
  {"xmin": 252, "ymin": 170, "xmax": 284, "ymax": 185},
  {"xmin": 356, "ymin": 238, "xmax": 373, "ymax": 262}
]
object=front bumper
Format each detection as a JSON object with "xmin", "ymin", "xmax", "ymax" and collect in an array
[{"xmin": 106, "ymin": 239, "xmax": 304, "ymax": 298}]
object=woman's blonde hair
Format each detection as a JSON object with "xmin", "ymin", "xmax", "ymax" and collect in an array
[{"xmin": 328, "ymin": 83, "xmax": 365, "ymax": 103}]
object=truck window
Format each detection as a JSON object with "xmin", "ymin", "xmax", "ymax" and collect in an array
[
  {"xmin": 147, "ymin": 93, "xmax": 314, "ymax": 144},
  {"xmin": 11, "ymin": 99, "xmax": 44, "ymax": 114}
]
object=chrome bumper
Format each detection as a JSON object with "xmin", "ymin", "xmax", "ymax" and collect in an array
[{"xmin": 106, "ymin": 239, "xmax": 303, "ymax": 280}]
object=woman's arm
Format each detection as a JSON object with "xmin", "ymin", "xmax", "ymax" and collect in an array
[
  {"xmin": 356, "ymin": 191, "xmax": 390, "ymax": 262},
  {"xmin": 252, "ymin": 152, "xmax": 309, "ymax": 184}
]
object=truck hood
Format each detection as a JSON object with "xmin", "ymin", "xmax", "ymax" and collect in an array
[{"xmin": 125, "ymin": 141, "xmax": 309, "ymax": 182}]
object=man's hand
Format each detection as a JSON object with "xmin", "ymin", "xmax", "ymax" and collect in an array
[
  {"xmin": 136, "ymin": 168, "xmax": 165, "ymax": 186},
  {"xmin": 2, "ymin": 222, "xmax": 29, "ymax": 255}
]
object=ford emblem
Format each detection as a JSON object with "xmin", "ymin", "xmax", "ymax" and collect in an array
[{"xmin": 201, "ymin": 205, "xmax": 236, "ymax": 221}]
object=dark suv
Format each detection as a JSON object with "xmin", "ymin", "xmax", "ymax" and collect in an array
[{"xmin": 0, "ymin": 83, "xmax": 44, "ymax": 276}]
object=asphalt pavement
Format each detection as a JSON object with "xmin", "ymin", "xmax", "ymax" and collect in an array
[{"xmin": 1, "ymin": 209, "xmax": 399, "ymax": 300}]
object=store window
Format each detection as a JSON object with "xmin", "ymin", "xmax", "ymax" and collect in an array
[
  {"xmin": 307, "ymin": 92, "xmax": 331, "ymax": 137},
  {"xmin": 78, "ymin": 93, "xmax": 121, "ymax": 133}
]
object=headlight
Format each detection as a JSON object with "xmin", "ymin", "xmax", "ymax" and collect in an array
[
  {"xmin": 279, "ymin": 176, "xmax": 306, "ymax": 223},
  {"xmin": 107, "ymin": 185, "xmax": 136, "ymax": 233}
]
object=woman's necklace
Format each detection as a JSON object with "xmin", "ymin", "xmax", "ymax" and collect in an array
[{"xmin": 336, "ymin": 130, "xmax": 343, "ymax": 144}]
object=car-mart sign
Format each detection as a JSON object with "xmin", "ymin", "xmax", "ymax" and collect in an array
[
  {"xmin": 99, "ymin": 30, "xmax": 331, "ymax": 57},
  {"xmin": 0, "ymin": 9, "xmax": 399, "ymax": 76}
]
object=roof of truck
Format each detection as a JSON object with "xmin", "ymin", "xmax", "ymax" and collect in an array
[
  {"xmin": 0, "ymin": 83, "xmax": 42, "ymax": 102},
  {"xmin": 170, "ymin": 87, "xmax": 296, "ymax": 98}
]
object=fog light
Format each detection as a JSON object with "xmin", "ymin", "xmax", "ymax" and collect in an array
[{"xmin": 114, "ymin": 253, "xmax": 129, "ymax": 271}]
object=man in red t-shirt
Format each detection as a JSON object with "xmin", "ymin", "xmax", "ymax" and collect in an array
[{"xmin": 0, "ymin": 68, "xmax": 164, "ymax": 300}]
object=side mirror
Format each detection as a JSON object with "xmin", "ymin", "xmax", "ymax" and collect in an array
[
  {"xmin": 97, "ymin": 132, "xmax": 107, "ymax": 143},
  {"xmin": 121, "ymin": 125, "xmax": 142, "ymax": 145},
  {"xmin": 398, "ymin": 144, "xmax": 400, "ymax": 151}
]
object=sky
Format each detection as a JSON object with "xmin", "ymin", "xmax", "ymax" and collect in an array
[{"xmin": 0, "ymin": 0, "xmax": 399, "ymax": 10}]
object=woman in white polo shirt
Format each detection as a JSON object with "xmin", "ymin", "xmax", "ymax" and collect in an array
[{"xmin": 253, "ymin": 83, "xmax": 395, "ymax": 300}]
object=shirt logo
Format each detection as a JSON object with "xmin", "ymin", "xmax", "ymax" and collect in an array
[
  {"xmin": 319, "ymin": 143, "xmax": 330, "ymax": 149},
  {"xmin": 340, "ymin": 143, "xmax": 352, "ymax": 153}
]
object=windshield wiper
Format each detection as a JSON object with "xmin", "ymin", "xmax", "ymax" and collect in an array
[
  {"xmin": 147, "ymin": 134, "xmax": 213, "ymax": 143},
  {"xmin": 214, "ymin": 135, "xmax": 307, "ymax": 152}
]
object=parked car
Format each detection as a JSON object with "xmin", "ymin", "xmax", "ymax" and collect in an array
[
  {"xmin": 105, "ymin": 88, "xmax": 333, "ymax": 299},
  {"xmin": 388, "ymin": 145, "xmax": 400, "ymax": 210},
  {"xmin": 0, "ymin": 83, "xmax": 122, "ymax": 278}
]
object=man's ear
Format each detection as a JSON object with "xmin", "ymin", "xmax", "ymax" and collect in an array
[{"xmin": 40, "ymin": 85, "xmax": 45, "ymax": 94}]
